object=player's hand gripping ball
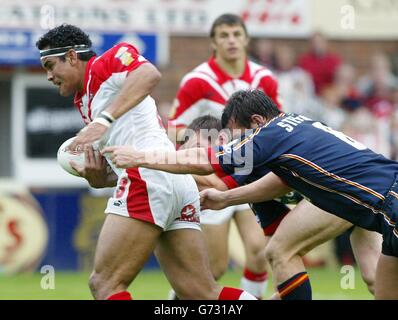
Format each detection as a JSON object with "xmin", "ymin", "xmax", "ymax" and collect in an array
[{"xmin": 57, "ymin": 137, "xmax": 85, "ymax": 177}]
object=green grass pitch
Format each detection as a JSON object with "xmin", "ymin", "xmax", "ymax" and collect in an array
[{"xmin": 0, "ymin": 267, "xmax": 372, "ymax": 300}]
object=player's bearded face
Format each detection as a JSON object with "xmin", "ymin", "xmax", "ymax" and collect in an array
[
  {"xmin": 212, "ymin": 24, "xmax": 249, "ymax": 61},
  {"xmin": 42, "ymin": 56, "xmax": 79, "ymax": 96}
]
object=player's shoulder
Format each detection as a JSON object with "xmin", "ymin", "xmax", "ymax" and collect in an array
[
  {"xmin": 102, "ymin": 42, "xmax": 140, "ymax": 58},
  {"xmin": 94, "ymin": 43, "xmax": 139, "ymax": 65},
  {"xmin": 180, "ymin": 61, "xmax": 218, "ymax": 88},
  {"xmin": 248, "ymin": 60, "xmax": 276, "ymax": 80},
  {"xmin": 90, "ymin": 42, "xmax": 142, "ymax": 77},
  {"xmin": 267, "ymin": 113, "xmax": 319, "ymax": 138}
]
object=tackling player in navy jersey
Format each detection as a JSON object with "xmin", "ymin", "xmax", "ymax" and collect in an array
[
  {"xmin": 178, "ymin": 115, "xmax": 380, "ymax": 300},
  {"xmin": 103, "ymin": 90, "xmax": 398, "ymax": 299}
]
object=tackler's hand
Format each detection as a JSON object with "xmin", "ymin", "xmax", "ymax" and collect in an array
[
  {"xmin": 68, "ymin": 122, "xmax": 108, "ymax": 152},
  {"xmin": 101, "ymin": 146, "xmax": 144, "ymax": 169},
  {"xmin": 200, "ymin": 188, "xmax": 229, "ymax": 211}
]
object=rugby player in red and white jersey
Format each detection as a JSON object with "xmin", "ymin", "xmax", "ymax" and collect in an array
[
  {"xmin": 169, "ymin": 14, "xmax": 281, "ymax": 138},
  {"xmin": 36, "ymin": 24, "xmax": 257, "ymax": 300},
  {"xmin": 167, "ymin": 14, "xmax": 281, "ymax": 298}
]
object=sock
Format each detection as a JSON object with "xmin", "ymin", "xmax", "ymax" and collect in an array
[
  {"xmin": 240, "ymin": 268, "xmax": 268, "ymax": 299},
  {"xmin": 218, "ymin": 287, "xmax": 257, "ymax": 300},
  {"xmin": 277, "ymin": 272, "xmax": 312, "ymax": 300},
  {"xmin": 106, "ymin": 291, "xmax": 132, "ymax": 300}
]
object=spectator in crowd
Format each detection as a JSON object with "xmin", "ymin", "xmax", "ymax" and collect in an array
[
  {"xmin": 299, "ymin": 32, "xmax": 342, "ymax": 95},
  {"xmin": 273, "ymin": 44, "xmax": 315, "ymax": 115},
  {"xmin": 250, "ymin": 38, "xmax": 276, "ymax": 70},
  {"xmin": 389, "ymin": 88, "xmax": 398, "ymax": 160},
  {"xmin": 305, "ymin": 85, "xmax": 347, "ymax": 131},
  {"xmin": 333, "ymin": 64, "xmax": 363, "ymax": 113},
  {"xmin": 341, "ymin": 107, "xmax": 390, "ymax": 158},
  {"xmin": 358, "ymin": 52, "xmax": 398, "ymax": 118}
]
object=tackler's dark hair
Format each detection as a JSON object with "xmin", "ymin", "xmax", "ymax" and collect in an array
[{"xmin": 222, "ymin": 90, "xmax": 281, "ymax": 128}]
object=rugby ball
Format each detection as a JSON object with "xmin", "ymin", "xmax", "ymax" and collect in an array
[{"xmin": 57, "ymin": 137, "xmax": 85, "ymax": 177}]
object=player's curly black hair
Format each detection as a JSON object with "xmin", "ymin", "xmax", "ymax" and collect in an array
[
  {"xmin": 36, "ymin": 24, "xmax": 96, "ymax": 61},
  {"xmin": 222, "ymin": 90, "xmax": 281, "ymax": 129}
]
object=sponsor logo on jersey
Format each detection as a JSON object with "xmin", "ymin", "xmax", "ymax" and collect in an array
[{"xmin": 115, "ymin": 46, "xmax": 134, "ymax": 66}]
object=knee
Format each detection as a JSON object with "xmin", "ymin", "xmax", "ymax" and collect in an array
[
  {"xmin": 88, "ymin": 271, "xmax": 102, "ymax": 299},
  {"xmin": 89, "ymin": 270, "xmax": 128, "ymax": 300},
  {"xmin": 360, "ymin": 269, "xmax": 376, "ymax": 295},
  {"xmin": 264, "ymin": 241, "xmax": 288, "ymax": 269},
  {"xmin": 246, "ymin": 244, "xmax": 267, "ymax": 271},
  {"xmin": 246, "ymin": 238, "xmax": 267, "ymax": 260},
  {"xmin": 211, "ymin": 261, "xmax": 228, "ymax": 281}
]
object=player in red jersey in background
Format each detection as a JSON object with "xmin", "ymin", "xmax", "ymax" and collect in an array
[
  {"xmin": 169, "ymin": 13, "xmax": 281, "ymax": 138},
  {"xmin": 36, "ymin": 24, "xmax": 257, "ymax": 300},
  {"xmin": 167, "ymin": 14, "xmax": 286, "ymax": 298}
]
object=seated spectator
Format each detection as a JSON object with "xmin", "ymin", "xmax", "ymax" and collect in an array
[
  {"xmin": 274, "ymin": 44, "xmax": 315, "ymax": 114},
  {"xmin": 390, "ymin": 88, "xmax": 398, "ymax": 160},
  {"xmin": 250, "ymin": 38, "xmax": 275, "ymax": 70},
  {"xmin": 358, "ymin": 53, "xmax": 398, "ymax": 118},
  {"xmin": 299, "ymin": 32, "xmax": 342, "ymax": 95},
  {"xmin": 341, "ymin": 107, "xmax": 391, "ymax": 158},
  {"xmin": 306, "ymin": 85, "xmax": 347, "ymax": 130},
  {"xmin": 333, "ymin": 64, "xmax": 363, "ymax": 113}
]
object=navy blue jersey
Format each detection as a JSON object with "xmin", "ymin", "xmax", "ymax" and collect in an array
[{"xmin": 208, "ymin": 113, "xmax": 398, "ymax": 232}]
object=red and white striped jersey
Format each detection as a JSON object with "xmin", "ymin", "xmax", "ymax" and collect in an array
[
  {"xmin": 74, "ymin": 43, "xmax": 174, "ymax": 170},
  {"xmin": 169, "ymin": 56, "xmax": 281, "ymax": 127}
]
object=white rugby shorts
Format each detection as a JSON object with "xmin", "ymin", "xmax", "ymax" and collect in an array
[
  {"xmin": 200, "ymin": 204, "xmax": 251, "ymax": 225},
  {"xmin": 105, "ymin": 167, "xmax": 201, "ymax": 231}
]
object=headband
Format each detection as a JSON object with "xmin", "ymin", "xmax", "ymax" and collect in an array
[{"xmin": 40, "ymin": 45, "xmax": 91, "ymax": 60}]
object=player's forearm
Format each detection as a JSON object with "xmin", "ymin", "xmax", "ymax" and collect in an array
[
  {"xmin": 223, "ymin": 172, "xmax": 292, "ymax": 206},
  {"xmin": 139, "ymin": 147, "xmax": 214, "ymax": 175},
  {"xmin": 86, "ymin": 168, "xmax": 118, "ymax": 189},
  {"xmin": 106, "ymin": 63, "xmax": 161, "ymax": 119},
  {"xmin": 193, "ymin": 174, "xmax": 229, "ymax": 191},
  {"xmin": 166, "ymin": 125, "xmax": 187, "ymax": 146}
]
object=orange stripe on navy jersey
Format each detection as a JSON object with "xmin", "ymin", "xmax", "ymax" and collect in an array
[
  {"xmin": 286, "ymin": 168, "xmax": 396, "ymax": 228},
  {"xmin": 280, "ymin": 154, "xmax": 385, "ymax": 201},
  {"xmin": 389, "ymin": 191, "xmax": 398, "ymax": 200}
]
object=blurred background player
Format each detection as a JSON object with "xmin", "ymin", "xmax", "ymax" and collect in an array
[
  {"xmin": 167, "ymin": 13, "xmax": 288, "ymax": 297},
  {"xmin": 36, "ymin": 24, "xmax": 256, "ymax": 300},
  {"xmin": 168, "ymin": 13, "xmax": 281, "ymax": 141}
]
